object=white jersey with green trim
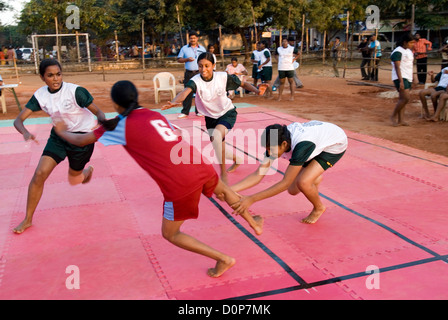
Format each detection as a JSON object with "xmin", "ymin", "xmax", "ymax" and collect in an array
[
  {"xmin": 282, "ymin": 121, "xmax": 348, "ymax": 163},
  {"xmin": 33, "ymin": 82, "xmax": 96, "ymax": 132}
]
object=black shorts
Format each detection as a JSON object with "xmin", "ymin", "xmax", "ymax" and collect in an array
[
  {"xmin": 252, "ymin": 64, "xmax": 261, "ymax": 79},
  {"xmin": 205, "ymin": 108, "xmax": 238, "ymax": 141},
  {"xmin": 303, "ymin": 151, "xmax": 346, "ymax": 171},
  {"xmin": 393, "ymin": 79, "xmax": 412, "ymax": 91},
  {"xmin": 205, "ymin": 107, "xmax": 237, "ymax": 132},
  {"xmin": 42, "ymin": 128, "xmax": 95, "ymax": 171},
  {"xmin": 261, "ymin": 66, "xmax": 273, "ymax": 82},
  {"xmin": 279, "ymin": 70, "xmax": 295, "ymax": 79}
]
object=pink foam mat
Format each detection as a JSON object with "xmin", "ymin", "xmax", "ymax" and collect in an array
[{"xmin": 0, "ymin": 106, "xmax": 447, "ymax": 300}]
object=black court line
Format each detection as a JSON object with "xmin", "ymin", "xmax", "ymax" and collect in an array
[
  {"xmin": 208, "ymin": 197, "xmax": 308, "ymax": 286},
  {"xmin": 185, "ymin": 120, "xmax": 447, "ymax": 299},
  {"xmin": 227, "ymin": 140, "xmax": 445, "ymax": 261},
  {"xmin": 227, "ymin": 254, "xmax": 448, "ymax": 300}
]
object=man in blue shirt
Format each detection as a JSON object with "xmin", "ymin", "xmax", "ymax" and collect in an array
[
  {"xmin": 177, "ymin": 32, "xmax": 206, "ymax": 118},
  {"xmin": 369, "ymin": 35, "xmax": 382, "ymax": 81}
]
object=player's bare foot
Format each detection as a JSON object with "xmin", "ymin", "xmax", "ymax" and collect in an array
[
  {"xmin": 82, "ymin": 166, "xmax": 94, "ymax": 184},
  {"xmin": 207, "ymin": 256, "xmax": 236, "ymax": 278},
  {"xmin": 301, "ymin": 207, "xmax": 326, "ymax": 224},
  {"xmin": 289, "ymin": 96, "xmax": 294, "ymax": 101},
  {"xmin": 428, "ymin": 116, "xmax": 439, "ymax": 122},
  {"xmin": 13, "ymin": 219, "xmax": 32, "ymax": 234},
  {"xmin": 390, "ymin": 116, "xmax": 398, "ymax": 127},
  {"xmin": 252, "ymin": 215, "xmax": 264, "ymax": 235}
]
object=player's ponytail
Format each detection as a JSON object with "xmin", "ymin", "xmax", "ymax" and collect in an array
[{"xmin": 100, "ymin": 80, "xmax": 140, "ymax": 131}]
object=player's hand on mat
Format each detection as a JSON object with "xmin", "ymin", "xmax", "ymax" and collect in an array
[
  {"xmin": 161, "ymin": 101, "xmax": 182, "ymax": 110},
  {"xmin": 232, "ymin": 196, "xmax": 254, "ymax": 215}
]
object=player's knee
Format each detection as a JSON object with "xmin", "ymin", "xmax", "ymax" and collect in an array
[
  {"xmin": 297, "ymin": 178, "xmax": 313, "ymax": 191},
  {"xmin": 287, "ymin": 183, "xmax": 300, "ymax": 195},
  {"xmin": 68, "ymin": 173, "xmax": 84, "ymax": 186},
  {"xmin": 31, "ymin": 168, "xmax": 50, "ymax": 185},
  {"xmin": 161, "ymin": 228, "xmax": 177, "ymax": 243}
]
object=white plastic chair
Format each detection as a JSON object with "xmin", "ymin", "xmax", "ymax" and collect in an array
[{"xmin": 153, "ymin": 72, "xmax": 176, "ymax": 104}]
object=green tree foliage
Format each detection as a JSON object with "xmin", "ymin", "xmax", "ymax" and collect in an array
[{"xmin": 14, "ymin": 0, "xmax": 448, "ymax": 46}]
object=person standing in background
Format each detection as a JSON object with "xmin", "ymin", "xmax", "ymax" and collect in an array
[
  {"xmin": 369, "ymin": 35, "xmax": 382, "ymax": 81},
  {"xmin": 176, "ymin": 32, "xmax": 206, "ymax": 119},
  {"xmin": 358, "ymin": 37, "xmax": 372, "ymax": 80},
  {"xmin": 251, "ymin": 42, "xmax": 262, "ymax": 88},
  {"xmin": 331, "ymin": 37, "xmax": 342, "ymax": 78},
  {"xmin": 413, "ymin": 32, "xmax": 432, "ymax": 84},
  {"xmin": 440, "ymin": 39, "xmax": 448, "ymax": 69}
]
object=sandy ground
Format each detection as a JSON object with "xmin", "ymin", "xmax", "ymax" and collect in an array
[{"xmin": 1, "ymin": 61, "xmax": 448, "ymax": 157}]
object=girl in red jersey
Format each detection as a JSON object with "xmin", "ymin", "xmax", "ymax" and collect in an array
[
  {"xmin": 55, "ymin": 80, "xmax": 263, "ymax": 278},
  {"xmin": 162, "ymin": 52, "xmax": 268, "ymax": 184}
]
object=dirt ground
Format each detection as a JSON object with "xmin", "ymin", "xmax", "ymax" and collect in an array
[{"xmin": 1, "ymin": 61, "xmax": 448, "ymax": 157}]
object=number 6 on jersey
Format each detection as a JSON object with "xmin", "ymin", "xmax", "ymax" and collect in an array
[{"xmin": 150, "ymin": 119, "xmax": 178, "ymax": 142}]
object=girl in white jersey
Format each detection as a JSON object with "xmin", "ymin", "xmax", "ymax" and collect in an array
[
  {"xmin": 276, "ymin": 38, "xmax": 300, "ymax": 101},
  {"xmin": 12, "ymin": 59, "xmax": 105, "ymax": 234},
  {"xmin": 390, "ymin": 33, "xmax": 417, "ymax": 126},
  {"xmin": 163, "ymin": 52, "xmax": 267, "ymax": 184},
  {"xmin": 231, "ymin": 121, "xmax": 347, "ymax": 224}
]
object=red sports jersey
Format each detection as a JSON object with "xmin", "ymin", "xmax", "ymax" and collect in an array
[{"xmin": 94, "ymin": 108, "xmax": 217, "ymax": 201}]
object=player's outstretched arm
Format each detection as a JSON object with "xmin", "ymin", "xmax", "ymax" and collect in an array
[
  {"xmin": 54, "ymin": 121, "xmax": 97, "ymax": 147},
  {"xmin": 161, "ymin": 87, "xmax": 193, "ymax": 110}
]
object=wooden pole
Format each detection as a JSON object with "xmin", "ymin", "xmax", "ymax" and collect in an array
[
  {"xmin": 343, "ymin": 11, "xmax": 349, "ymax": 78},
  {"xmin": 76, "ymin": 31, "xmax": 81, "ymax": 63},
  {"xmin": 251, "ymin": 6, "xmax": 258, "ymax": 44},
  {"xmin": 219, "ymin": 25, "xmax": 224, "ymax": 70},
  {"xmin": 300, "ymin": 14, "xmax": 304, "ymax": 71},
  {"xmin": 142, "ymin": 19, "xmax": 146, "ymax": 79},
  {"xmin": 176, "ymin": 5, "xmax": 184, "ymax": 47},
  {"xmin": 323, "ymin": 30, "xmax": 326, "ymax": 64},
  {"xmin": 114, "ymin": 30, "xmax": 119, "ymax": 62},
  {"xmin": 55, "ymin": 17, "xmax": 61, "ymax": 62},
  {"xmin": 86, "ymin": 34, "xmax": 92, "ymax": 72},
  {"xmin": 306, "ymin": 27, "xmax": 309, "ymax": 54}
]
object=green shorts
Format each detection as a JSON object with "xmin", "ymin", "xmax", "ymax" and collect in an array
[
  {"xmin": 205, "ymin": 107, "xmax": 237, "ymax": 132},
  {"xmin": 252, "ymin": 64, "xmax": 260, "ymax": 79},
  {"xmin": 43, "ymin": 128, "xmax": 95, "ymax": 171},
  {"xmin": 261, "ymin": 66, "xmax": 272, "ymax": 82},
  {"xmin": 303, "ymin": 151, "xmax": 346, "ymax": 171},
  {"xmin": 279, "ymin": 70, "xmax": 295, "ymax": 79},
  {"xmin": 393, "ymin": 79, "xmax": 412, "ymax": 91}
]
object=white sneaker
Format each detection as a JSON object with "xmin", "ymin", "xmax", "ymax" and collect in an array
[
  {"xmin": 177, "ymin": 114, "xmax": 188, "ymax": 119},
  {"xmin": 196, "ymin": 113, "xmax": 203, "ymax": 117}
]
